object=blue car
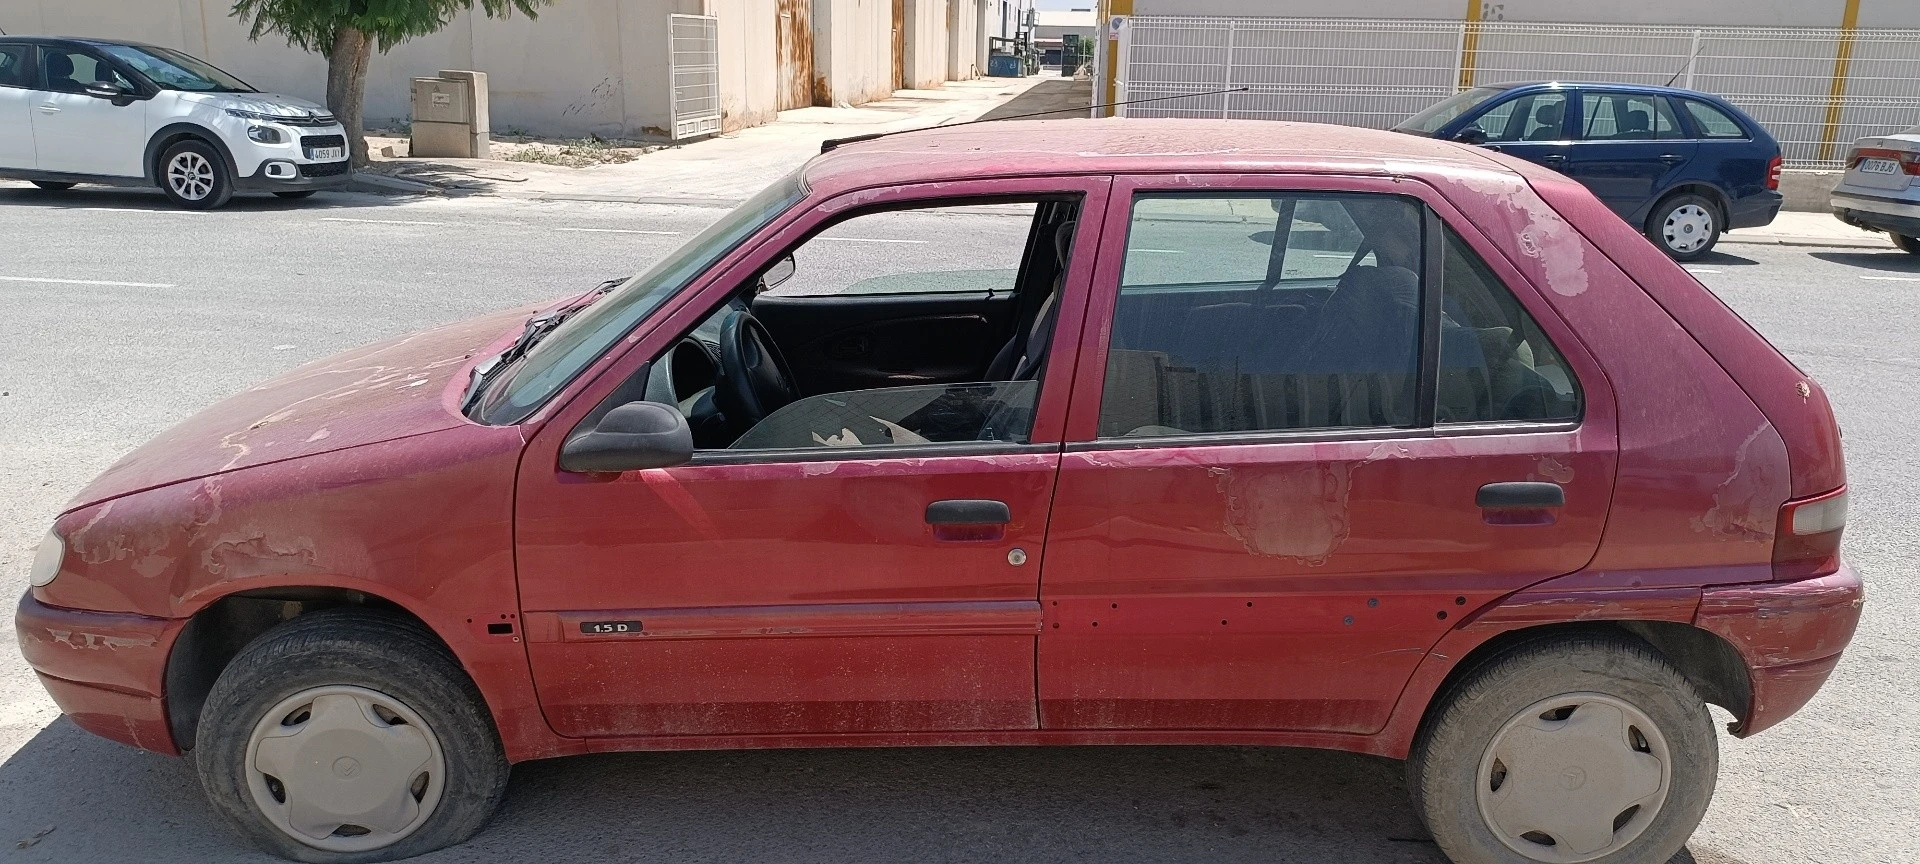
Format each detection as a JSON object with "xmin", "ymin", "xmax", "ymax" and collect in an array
[{"xmin": 1397, "ymin": 82, "xmax": 1783, "ymax": 260}]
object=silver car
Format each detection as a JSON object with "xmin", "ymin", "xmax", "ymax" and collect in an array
[{"xmin": 1831, "ymin": 125, "xmax": 1920, "ymax": 254}]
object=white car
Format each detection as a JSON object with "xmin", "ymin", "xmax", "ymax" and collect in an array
[
  {"xmin": 1831, "ymin": 125, "xmax": 1920, "ymax": 255},
  {"xmin": 0, "ymin": 36, "xmax": 350, "ymax": 209}
]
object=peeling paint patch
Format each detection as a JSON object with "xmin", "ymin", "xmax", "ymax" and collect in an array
[
  {"xmin": 1216, "ymin": 464, "xmax": 1353, "ymax": 565},
  {"xmin": 1692, "ymin": 425, "xmax": 1782, "ymax": 542},
  {"xmin": 1533, "ymin": 456, "xmax": 1575, "ymax": 484},
  {"xmin": 202, "ymin": 533, "xmax": 319, "ymax": 576},
  {"xmin": 46, "ymin": 629, "xmax": 156, "ymax": 650}
]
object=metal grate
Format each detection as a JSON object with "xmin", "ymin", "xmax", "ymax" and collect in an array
[
  {"xmin": 1118, "ymin": 16, "xmax": 1920, "ymax": 170},
  {"xmin": 669, "ymin": 14, "xmax": 723, "ymax": 141}
]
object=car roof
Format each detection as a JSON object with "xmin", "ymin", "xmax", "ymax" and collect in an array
[
  {"xmin": 0, "ymin": 36, "xmax": 158, "ymax": 49},
  {"xmin": 803, "ymin": 118, "xmax": 1517, "ymax": 199},
  {"xmin": 1479, "ymin": 80, "xmax": 1732, "ymax": 101}
]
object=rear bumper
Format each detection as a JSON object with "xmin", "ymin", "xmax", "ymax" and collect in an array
[
  {"xmin": 1695, "ymin": 568, "xmax": 1864, "ymax": 737},
  {"xmin": 1831, "ymin": 189, "xmax": 1920, "ymax": 237},
  {"xmin": 1727, "ymin": 190, "xmax": 1783, "ymax": 230},
  {"xmin": 14, "ymin": 593, "xmax": 184, "ymax": 755}
]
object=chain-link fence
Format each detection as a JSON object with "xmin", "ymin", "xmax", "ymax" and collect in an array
[{"xmin": 1115, "ymin": 16, "xmax": 1920, "ymax": 170}]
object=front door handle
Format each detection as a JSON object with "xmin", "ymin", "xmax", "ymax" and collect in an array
[
  {"xmin": 1476, "ymin": 482, "xmax": 1565, "ymax": 509},
  {"xmin": 35, "ymin": 105, "xmax": 59, "ymax": 114},
  {"xmin": 926, "ymin": 499, "xmax": 1011, "ymax": 525},
  {"xmin": 1539, "ymin": 153, "xmax": 1567, "ymax": 164}
]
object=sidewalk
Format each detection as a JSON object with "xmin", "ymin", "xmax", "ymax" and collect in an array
[
  {"xmin": 1721, "ymin": 211, "xmax": 1893, "ymax": 249},
  {"xmin": 361, "ymin": 76, "xmax": 1052, "ymax": 205}
]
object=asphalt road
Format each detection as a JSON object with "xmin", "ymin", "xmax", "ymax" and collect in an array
[{"xmin": 0, "ymin": 183, "xmax": 1915, "ymax": 864}]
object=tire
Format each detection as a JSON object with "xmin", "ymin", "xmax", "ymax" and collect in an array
[
  {"xmin": 158, "ymin": 138, "xmax": 234, "ymax": 210},
  {"xmin": 275, "ymin": 190, "xmax": 319, "ymax": 200},
  {"xmin": 1645, "ymin": 193, "xmax": 1721, "ymax": 261},
  {"xmin": 194, "ymin": 608, "xmax": 509, "ymax": 863},
  {"xmin": 1408, "ymin": 633, "xmax": 1717, "ymax": 864},
  {"xmin": 31, "ymin": 180, "xmax": 76, "ymax": 191},
  {"xmin": 1892, "ymin": 233, "xmax": 1920, "ymax": 255}
]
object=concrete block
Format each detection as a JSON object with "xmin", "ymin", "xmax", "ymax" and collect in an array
[{"xmin": 1780, "ymin": 170, "xmax": 1843, "ymax": 213}]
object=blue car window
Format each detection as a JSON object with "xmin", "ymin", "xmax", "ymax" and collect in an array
[
  {"xmin": 1468, "ymin": 93, "xmax": 1569, "ymax": 144},
  {"xmin": 1680, "ymin": 99, "xmax": 1747, "ymax": 139},
  {"xmin": 1581, "ymin": 93, "xmax": 1681, "ymax": 141}
]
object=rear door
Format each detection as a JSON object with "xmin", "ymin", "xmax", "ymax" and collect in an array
[
  {"xmin": 29, "ymin": 45, "xmax": 147, "ymax": 177},
  {"xmin": 1562, "ymin": 90, "xmax": 1697, "ymax": 219},
  {"xmin": 0, "ymin": 43, "xmax": 36, "ymax": 170},
  {"xmin": 1036, "ymin": 173, "xmax": 1618, "ymax": 735}
]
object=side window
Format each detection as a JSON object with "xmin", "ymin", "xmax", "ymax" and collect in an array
[
  {"xmin": 764, "ymin": 202, "xmax": 1037, "ymax": 297},
  {"xmin": 39, "ymin": 49, "xmax": 131, "ymax": 94},
  {"xmin": 1467, "ymin": 93, "xmax": 1568, "ymax": 144},
  {"xmin": 0, "ymin": 45, "xmax": 29, "ymax": 89},
  {"xmin": 1099, "ymin": 193, "xmax": 1425, "ymax": 438},
  {"xmin": 1581, "ymin": 92, "xmax": 1681, "ymax": 141},
  {"xmin": 1681, "ymin": 99, "xmax": 1748, "ymax": 139},
  {"xmin": 1436, "ymin": 228, "xmax": 1581, "ymax": 423}
]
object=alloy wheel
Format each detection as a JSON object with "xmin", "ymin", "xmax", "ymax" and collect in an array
[
  {"xmin": 1474, "ymin": 692, "xmax": 1671, "ymax": 863},
  {"xmin": 167, "ymin": 151, "xmax": 216, "ymax": 201},
  {"xmin": 243, "ymin": 685, "xmax": 447, "ymax": 854}
]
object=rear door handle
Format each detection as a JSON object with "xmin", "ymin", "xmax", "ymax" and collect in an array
[
  {"xmin": 926, "ymin": 499, "xmax": 1011, "ymax": 525},
  {"xmin": 1658, "ymin": 154, "xmax": 1687, "ymax": 164},
  {"xmin": 35, "ymin": 105, "xmax": 59, "ymax": 114},
  {"xmin": 1539, "ymin": 153, "xmax": 1567, "ymax": 164},
  {"xmin": 1476, "ymin": 482, "xmax": 1565, "ymax": 509}
]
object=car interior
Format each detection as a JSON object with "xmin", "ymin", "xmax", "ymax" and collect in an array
[{"xmin": 624, "ymin": 191, "xmax": 1578, "ymax": 454}]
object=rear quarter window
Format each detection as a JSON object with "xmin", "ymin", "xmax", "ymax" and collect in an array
[{"xmin": 1680, "ymin": 99, "xmax": 1749, "ymax": 139}]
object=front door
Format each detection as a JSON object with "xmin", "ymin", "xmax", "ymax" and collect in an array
[
  {"xmin": 1037, "ymin": 174, "xmax": 1618, "ymax": 736},
  {"xmin": 0, "ymin": 44, "xmax": 37, "ymax": 170},
  {"xmin": 1562, "ymin": 91, "xmax": 1698, "ymax": 218},
  {"xmin": 29, "ymin": 46, "xmax": 146, "ymax": 177},
  {"xmin": 1462, "ymin": 89, "xmax": 1574, "ymax": 175},
  {"xmin": 515, "ymin": 176, "xmax": 1111, "ymax": 740}
]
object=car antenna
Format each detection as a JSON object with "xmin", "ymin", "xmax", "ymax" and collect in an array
[
  {"xmin": 1665, "ymin": 42, "xmax": 1704, "ymax": 87},
  {"xmin": 820, "ymin": 87, "xmax": 1251, "ymax": 153}
]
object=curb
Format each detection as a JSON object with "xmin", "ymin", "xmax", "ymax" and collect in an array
[
  {"xmin": 1720, "ymin": 234, "xmax": 1892, "ymax": 250},
  {"xmin": 348, "ymin": 172, "xmax": 443, "ymax": 195},
  {"xmin": 495, "ymin": 191, "xmax": 745, "ymax": 207}
]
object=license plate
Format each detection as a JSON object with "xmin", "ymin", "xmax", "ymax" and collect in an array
[
  {"xmin": 310, "ymin": 147, "xmax": 344, "ymax": 161},
  {"xmin": 1859, "ymin": 158, "xmax": 1902, "ymax": 175}
]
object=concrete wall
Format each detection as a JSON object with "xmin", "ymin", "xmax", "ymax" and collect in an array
[
  {"xmin": 711, "ymin": 0, "xmax": 782, "ymax": 131},
  {"xmin": 948, "ymin": 0, "xmax": 984, "ymax": 80},
  {"xmin": 810, "ymin": 0, "xmax": 894, "ymax": 106},
  {"xmin": 903, "ymin": 0, "xmax": 949, "ymax": 89},
  {"xmin": 1126, "ymin": 0, "xmax": 1920, "ymax": 28}
]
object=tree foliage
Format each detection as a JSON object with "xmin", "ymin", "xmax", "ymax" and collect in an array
[{"xmin": 232, "ymin": 0, "xmax": 549, "ymax": 54}]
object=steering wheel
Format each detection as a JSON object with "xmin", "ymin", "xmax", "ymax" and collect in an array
[{"xmin": 715, "ymin": 309, "xmax": 798, "ymax": 431}]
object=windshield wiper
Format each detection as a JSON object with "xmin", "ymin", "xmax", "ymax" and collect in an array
[{"xmin": 460, "ymin": 278, "xmax": 624, "ymax": 415}]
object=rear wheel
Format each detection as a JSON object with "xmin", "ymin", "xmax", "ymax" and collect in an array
[
  {"xmin": 1409, "ymin": 634, "xmax": 1717, "ymax": 864},
  {"xmin": 1645, "ymin": 193, "xmax": 1721, "ymax": 261},
  {"xmin": 159, "ymin": 139, "xmax": 233, "ymax": 210},
  {"xmin": 1892, "ymin": 233, "xmax": 1920, "ymax": 255},
  {"xmin": 31, "ymin": 180, "xmax": 76, "ymax": 191},
  {"xmin": 194, "ymin": 609, "xmax": 509, "ymax": 863}
]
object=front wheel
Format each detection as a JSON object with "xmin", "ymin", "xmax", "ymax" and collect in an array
[
  {"xmin": 159, "ymin": 139, "xmax": 234, "ymax": 210},
  {"xmin": 31, "ymin": 180, "xmax": 76, "ymax": 191},
  {"xmin": 1892, "ymin": 233, "xmax": 1920, "ymax": 255},
  {"xmin": 1646, "ymin": 194, "xmax": 1721, "ymax": 261},
  {"xmin": 1409, "ymin": 634, "xmax": 1717, "ymax": 864},
  {"xmin": 194, "ymin": 609, "xmax": 509, "ymax": 863}
]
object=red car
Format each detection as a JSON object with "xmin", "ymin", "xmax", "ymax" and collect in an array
[{"xmin": 20, "ymin": 120, "xmax": 1861, "ymax": 864}]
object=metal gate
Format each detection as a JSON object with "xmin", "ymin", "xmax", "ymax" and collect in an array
[
  {"xmin": 1116, "ymin": 16, "xmax": 1920, "ymax": 170},
  {"xmin": 669, "ymin": 14, "xmax": 722, "ymax": 141}
]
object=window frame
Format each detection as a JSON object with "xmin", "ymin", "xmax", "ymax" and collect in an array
[
  {"xmin": 1063, "ymin": 173, "xmax": 1596, "ymax": 450},
  {"xmin": 1576, "ymin": 90, "xmax": 1683, "ymax": 143},
  {"xmin": 1675, "ymin": 97, "xmax": 1753, "ymax": 141},
  {"xmin": 1464, "ymin": 90, "xmax": 1573, "ymax": 145},
  {"xmin": 523, "ymin": 175, "xmax": 1115, "ymax": 471}
]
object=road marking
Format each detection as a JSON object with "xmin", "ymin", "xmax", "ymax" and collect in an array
[
  {"xmin": 1685, "ymin": 268, "xmax": 1723, "ymax": 274},
  {"xmin": 1133, "ymin": 248, "xmax": 1188, "ymax": 254},
  {"xmin": 320, "ymin": 217, "xmax": 446, "ymax": 226},
  {"xmin": 0, "ymin": 275, "xmax": 176, "ymax": 288},
  {"xmin": 555, "ymin": 227, "xmax": 682, "ymax": 236},
  {"xmin": 1860, "ymin": 275, "xmax": 1920, "ymax": 281},
  {"xmin": 817, "ymin": 237, "xmax": 930, "ymax": 244},
  {"xmin": 71, "ymin": 207, "xmax": 203, "ymax": 216}
]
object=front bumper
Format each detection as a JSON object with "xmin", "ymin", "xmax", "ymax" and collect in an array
[
  {"xmin": 1695, "ymin": 567, "xmax": 1864, "ymax": 737},
  {"xmin": 15, "ymin": 593, "xmax": 185, "ymax": 755},
  {"xmin": 234, "ymin": 159, "xmax": 352, "ymax": 193}
]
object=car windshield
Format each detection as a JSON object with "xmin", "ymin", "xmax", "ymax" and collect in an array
[
  {"xmin": 1397, "ymin": 87, "xmax": 1505, "ymax": 135},
  {"xmin": 477, "ymin": 170, "xmax": 810, "ymax": 424},
  {"xmin": 97, "ymin": 44, "xmax": 254, "ymax": 93}
]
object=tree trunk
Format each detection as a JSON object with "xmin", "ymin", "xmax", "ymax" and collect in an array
[{"xmin": 325, "ymin": 27, "xmax": 374, "ymax": 169}]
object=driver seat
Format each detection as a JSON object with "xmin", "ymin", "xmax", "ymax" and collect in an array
[{"xmin": 985, "ymin": 219, "xmax": 1076, "ymax": 381}]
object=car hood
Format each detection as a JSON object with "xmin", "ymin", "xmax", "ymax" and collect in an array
[
  {"xmin": 68, "ymin": 305, "xmax": 534, "ymax": 511},
  {"xmin": 203, "ymin": 91, "xmax": 331, "ymax": 119}
]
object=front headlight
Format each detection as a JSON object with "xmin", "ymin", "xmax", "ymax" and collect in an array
[
  {"xmin": 29, "ymin": 532, "xmax": 64, "ymax": 588},
  {"xmin": 247, "ymin": 124, "xmax": 286, "ymax": 144},
  {"xmin": 225, "ymin": 107, "xmax": 286, "ymax": 123}
]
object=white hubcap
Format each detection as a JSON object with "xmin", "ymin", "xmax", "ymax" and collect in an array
[
  {"xmin": 1662, "ymin": 203, "xmax": 1715, "ymax": 254},
  {"xmin": 167, "ymin": 151, "xmax": 216, "ymax": 201},
  {"xmin": 1475, "ymin": 693, "xmax": 1671, "ymax": 863},
  {"xmin": 245, "ymin": 685, "xmax": 445, "ymax": 853}
]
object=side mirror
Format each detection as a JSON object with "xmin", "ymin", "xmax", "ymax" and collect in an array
[
  {"xmin": 1453, "ymin": 126, "xmax": 1489, "ymax": 146},
  {"xmin": 84, "ymin": 82, "xmax": 135, "ymax": 106},
  {"xmin": 757, "ymin": 254, "xmax": 796, "ymax": 294},
  {"xmin": 559, "ymin": 401, "xmax": 694, "ymax": 473}
]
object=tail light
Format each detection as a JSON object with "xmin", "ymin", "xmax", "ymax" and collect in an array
[
  {"xmin": 1767, "ymin": 155, "xmax": 1783, "ymax": 190},
  {"xmin": 1774, "ymin": 486, "xmax": 1847, "ymax": 581},
  {"xmin": 1851, "ymin": 147, "xmax": 1920, "ymax": 176}
]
